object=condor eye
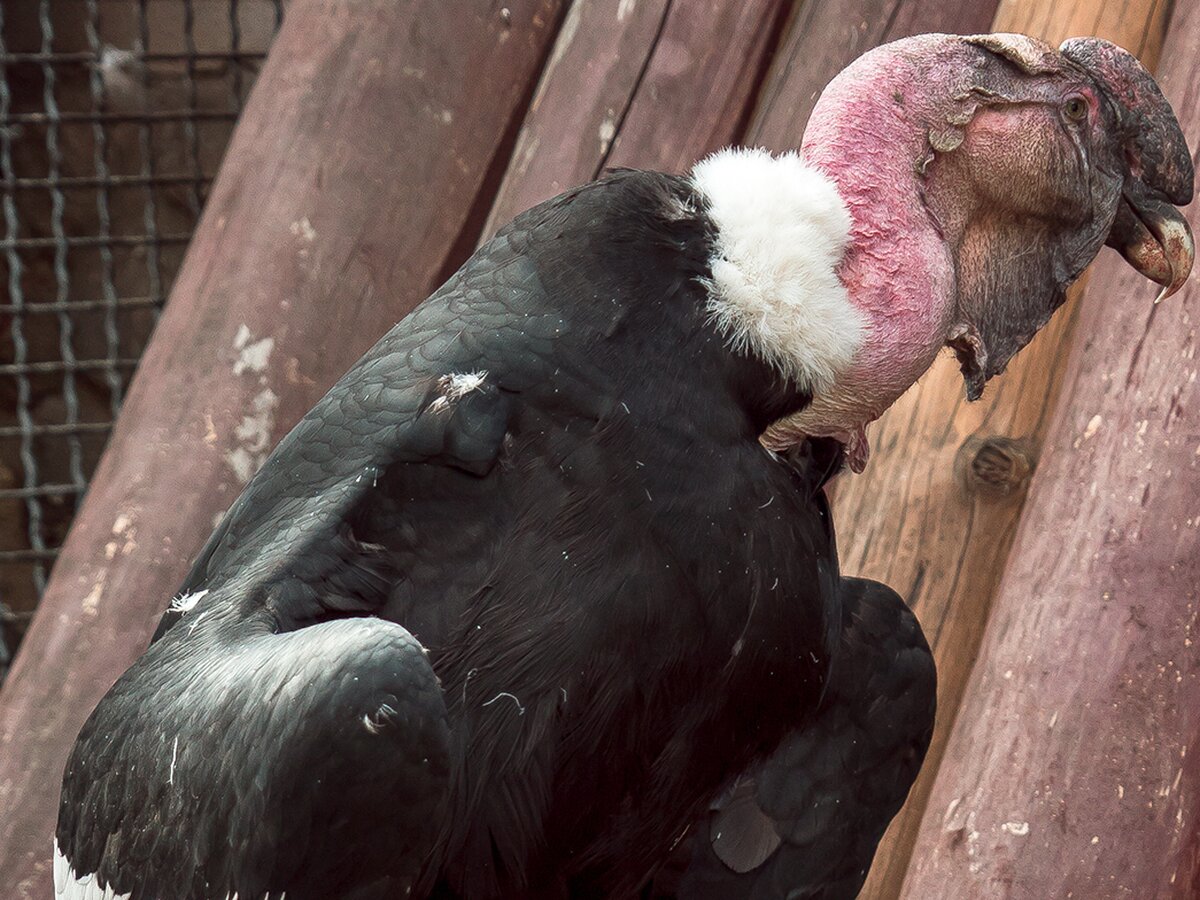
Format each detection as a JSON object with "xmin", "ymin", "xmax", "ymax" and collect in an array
[{"xmin": 1063, "ymin": 95, "xmax": 1088, "ymax": 122}]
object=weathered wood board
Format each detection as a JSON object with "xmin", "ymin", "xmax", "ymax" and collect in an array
[{"xmin": 482, "ymin": 0, "xmax": 787, "ymax": 238}]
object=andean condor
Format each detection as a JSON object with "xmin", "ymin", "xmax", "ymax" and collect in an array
[{"xmin": 55, "ymin": 32, "xmax": 1193, "ymax": 900}]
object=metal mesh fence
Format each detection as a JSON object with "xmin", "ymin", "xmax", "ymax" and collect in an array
[{"xmin": 0, "ymin": 0, "xmax": 283, "ymax": 674}]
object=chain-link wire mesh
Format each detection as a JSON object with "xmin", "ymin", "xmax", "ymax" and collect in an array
[{"xmin": 0, "ymin": 0, "xmax": 284, "ymax": 675}]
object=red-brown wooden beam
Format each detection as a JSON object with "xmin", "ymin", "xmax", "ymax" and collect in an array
[
  {"xmin": 901, "ymin": 1, "xmax": 1200, "ymax": 894},
  {"xmin": 482, "ymin": 0, "xmax": 787, "ymax": 238},
  {"xmin": 0, "ymin": 2, "xmax": 565, "ymax": 895}
]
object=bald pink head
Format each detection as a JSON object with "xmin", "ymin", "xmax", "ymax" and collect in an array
[{"xmin": 766, "ymin": 33, "xmax": 1194, "ymax": 469}]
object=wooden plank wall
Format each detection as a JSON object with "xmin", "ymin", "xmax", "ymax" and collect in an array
[
  {"xmin": 0, "ymin": 0, "xmax": 1187, "ymax": 896},
  {"xmin": 482, "ymin": 0, "xmax": 787, "ymax": 236}
]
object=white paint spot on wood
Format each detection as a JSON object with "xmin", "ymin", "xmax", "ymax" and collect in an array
[
  {"xmin": 225, "ymin": 388, "xmax": 279, "ymax": 484},
  {"xmin": 1001, "ymin": 821, "xmax": 1030, "ymax": 836},
  {"xmin": 203, "ymin": 412, "xmax": 219, "ymax": 445},
  {"xmin": 943, "ymin": 796, "xmax": 962, "ymax": 829},
  {"xmin": 289, "ymin": 216, "xmax": 316, "ymax": 242},
  {"xmin": 598, "ymin": 110, "xmax": 617, "ymax": 155},
  {"xmin": 104, "ymin": 512, "xmax": 138, "ymax": 559},
  {"xmin": 232, "ymin": 325, "xmax": 276, "ymax": 376},
  {"xmin": 940, "ymin": 797, "xmax": 982, "ymax": 871},
  {"xmin": 966, "ymin": 824, "xmax": 981, "ymax": 873},
  {"xmin": 81, "ymin": 573, "xmax": 106, "ymax": 618},
  {"xmin": 225, "ymin": 451, "xmax": 254, "ymax": 484},
  {"xmin": 513, "ymin": 134, "xmax": 541, "ymax": 177},
  {"xmin": 540, "ymin": 2, "xmax": 582, "ymax": 84},
  {"xmin": 1082, "ymin": 414, "xmax": 1103, "ymax": 441}
]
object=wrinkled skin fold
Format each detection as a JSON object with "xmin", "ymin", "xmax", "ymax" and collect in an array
[{"xmin": 945, "ymin": 34, "xmax": 1193, "ymax": 393}]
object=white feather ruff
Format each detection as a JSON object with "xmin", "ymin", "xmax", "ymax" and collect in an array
[{"xmin": 691, "ymin": 147, "xmax": 864, "ymax": 392}]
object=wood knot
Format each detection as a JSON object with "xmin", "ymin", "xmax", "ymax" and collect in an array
[{"xmin": 956, "ymin": 436, "xmax": 1036, "ymax": 498}]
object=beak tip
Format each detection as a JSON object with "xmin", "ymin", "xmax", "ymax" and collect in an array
[
  {"xmin": 1119, "ymin": 197, "xmax": 1195, "ymax": 302},
  {"xmin": 1154, "ymin": 254, "xmax": 1192, "ymax": 303}
]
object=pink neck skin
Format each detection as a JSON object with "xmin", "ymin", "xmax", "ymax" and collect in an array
[{"xmin": 774, "ymin": 46, "xmax": 959, "ymax": 465}]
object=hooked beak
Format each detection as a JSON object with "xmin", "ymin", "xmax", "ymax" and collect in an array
[
  {"xmin": 1108, "ymin": 184, "xmax": 1195, "ymax": 302},
  {"xmin": 1060, "ymin": 36, "xmax": 1195, "ymax": 301}
]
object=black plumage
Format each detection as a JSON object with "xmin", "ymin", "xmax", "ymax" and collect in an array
[
  {"xmin": 674, "ymin": 577, "xmax": 936, "ymax": 900},
  {"xmin": 57, "ymin": 170, "xmax": 928, "ymax": 899},
  {"xmin": 59, "ymin": 529, "xmax": 451, "ymax": 899}
]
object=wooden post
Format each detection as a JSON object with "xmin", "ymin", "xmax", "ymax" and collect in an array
[
  {"xmin": 816, "ymin": 0, "xmax": 1172, "ymax": 894},
  {"xmin": 0, "ymin": 2, "xmax": 564, "ymax": 895},
  {"xmin": 900, "ymin": 0, "xmax": 1200, "ymax": 894},
  {"xmin": 482, "ymin": 0, "xmax": 787, "ymax": 238}
]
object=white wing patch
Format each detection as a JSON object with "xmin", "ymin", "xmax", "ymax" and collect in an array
[
  {"xmin": 54, "ymin": 840, "xmax": 132, "ymax": 900},
  {"xmin": 429, "ymin": 371, "xmax": 488, "ymax": 412},
  {"xmin": 691, "ymin": 147, "xmax": 865, "ymax": 393},
  {"xmin": 54, "ymin": 840, "xmax": 286, "ymax": 900}
]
